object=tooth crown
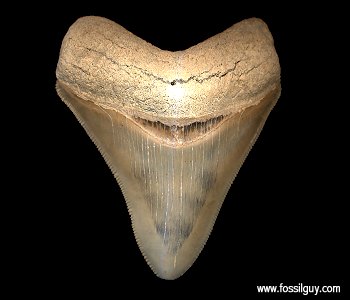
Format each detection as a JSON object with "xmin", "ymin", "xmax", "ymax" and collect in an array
[
  {"xmin": 56, "ymin": 83, "xmax": 279, "ymax": 279},
  {"xmin": 56, "ymin": 16, "xmax": 280, "ymax": 126}
]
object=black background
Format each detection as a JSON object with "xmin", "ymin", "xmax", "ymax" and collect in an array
[{"xmin": 12, "ymin": 1, "xmax": 346, "ymax": 297}]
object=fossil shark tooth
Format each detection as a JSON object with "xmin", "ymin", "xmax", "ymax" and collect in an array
[{"xmin": 55, "ymin": 16, "xmax": 281, "ymax": 279}]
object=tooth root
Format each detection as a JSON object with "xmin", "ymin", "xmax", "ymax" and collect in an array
[{"xmin": 56, "ymin": 82, "xmax": 279, "ymax": 279}]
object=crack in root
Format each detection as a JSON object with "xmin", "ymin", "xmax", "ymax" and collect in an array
[{"xmin": 78, "ymin": 45, "xmax": 242, "ymax": 85}]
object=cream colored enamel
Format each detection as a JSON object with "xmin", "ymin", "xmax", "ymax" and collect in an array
[{"xmin": 56, "ymin": 82, "xmax": 279, "ymax": 279}]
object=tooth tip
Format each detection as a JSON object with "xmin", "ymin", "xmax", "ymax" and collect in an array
[
  {"xmin": 131, "ymin": 225, "xmax": 196, "ymax": 280},
  {"xmin": 141, "ymin": 250, "xmax": 190, "ymax": 280},
  {"xmin": 154, "ymin": 268, "xmax": 183, "ymax": 281},
  {"xmin": 149, "ymin": 259, "xmax": 184, "ymax": 280}
]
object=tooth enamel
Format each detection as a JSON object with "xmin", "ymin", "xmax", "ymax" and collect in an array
[{"xmin": 56, "ymin": 16, "xmax": 281, "ymax": 279}]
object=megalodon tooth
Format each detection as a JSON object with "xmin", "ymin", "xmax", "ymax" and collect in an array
[{"xmin": 55, "ymin": 16, "xmax": 281, "ymax": 279}]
